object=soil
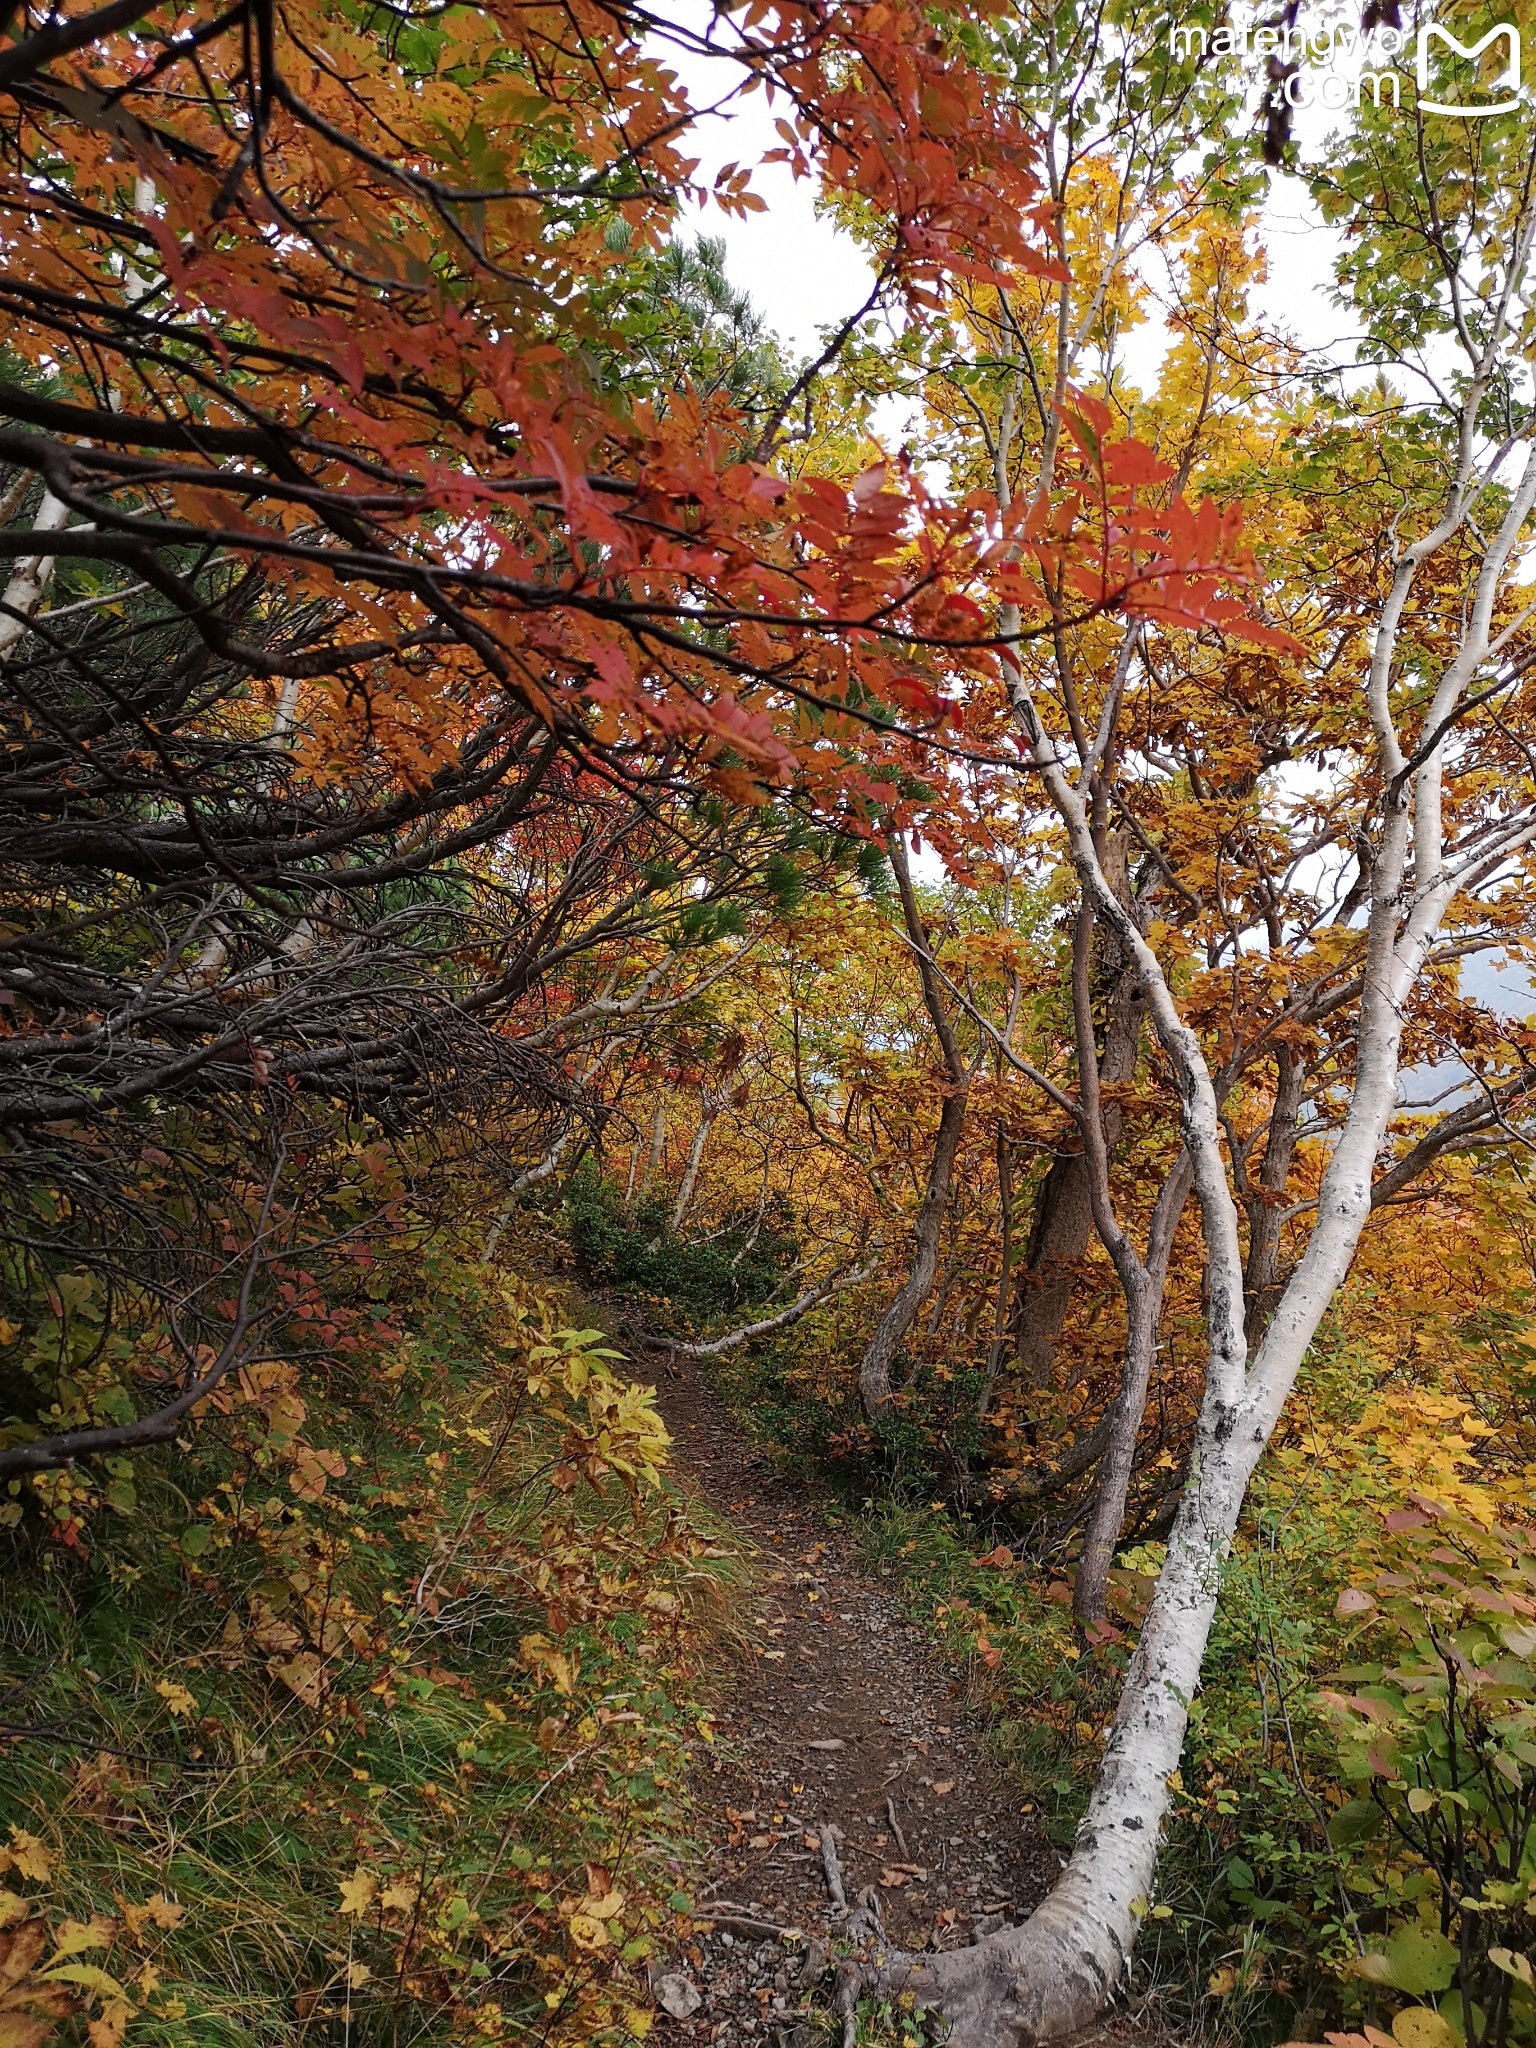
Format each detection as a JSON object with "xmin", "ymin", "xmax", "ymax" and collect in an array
[{"xmin": 643, "ymin": 1350, "xmax": 1064, "ymax": 2046}]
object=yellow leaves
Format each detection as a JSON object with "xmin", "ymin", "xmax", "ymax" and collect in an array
[
  {"xmin": 0, "ymin": 1918, "xmax": 70, "ymax": 2048},
  {"xmin": 118, "ymin": 1899, "xmax": 182, "ymax": 1944},
  {"xmin": 0, "ymin": 1254, "xmax": 714, "ymax": 2048},
  {"xmin": 235, "ymin": 1361, "xmax": 307, "ymax": 1443},
  {"xmin": 520, "ymin": 1634, "xmax": 578, "ymax": 1696},
  {"xmin": 1392, "ymin": 2009, "xmax": 1458, "ymax": 2048},
  {"xmin": 270, "ymin": 1652, "xmax": 327, "ymax": 1708},
  {"xmin": 44, "ymin": 1925, "xmax": 107, "ymax": 1961},
  {"xmin": 565, "ymin": 1912, "xmax": 607, "ymax": 1952},
  {"xmin": 541, "ymin": 1338, "xmax": 671, "ymax": 1493},
  {"xmin": 0, "ymin": 1839, "xmax": 50, "ymax": 1886},
  {"xmin": 0, "ymin": 1887, "xmax": 183, "ymax": 2048},
  {"xmin": 338, "ymin": 1867, "xmax": 425, "ymax": 1922},
  {"xmin": 337, "ymin": 1870, "xmax": 377, "ymax": 1917},
  {"xmin": 1490, "ymin": 1946, "xmax": 1535, "ymax": 1989},
  {"xmin": 38, "ymin": 1966, "xmax": 118, "ymax": 2000},
  {"xmin": 15, "ymin": 1925, "xmax": 132, "ymax": 2048},
  {"xmin": 153, "ymin": 1681, "xmax": 196, "ymax": 1719},
  {"xmin": 289, "ymin": 1445, "xmax": 347, "ymax": 1502},
  {"xmin": 561, "ymin": 1885, "xmax": 624, "ymax": 1952}
]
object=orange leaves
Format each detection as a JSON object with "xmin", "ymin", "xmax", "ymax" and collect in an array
[
  {"xmin": 0, "ymin": 0, "xmax": 1286, "ymax": 868},
  {"xmin": 758, "ymin": 0, "xmax": 1060, "ymax": 300},
  {"xmin": 988, "ymin": 395, "xmax": 1304, "ymax": 659}
]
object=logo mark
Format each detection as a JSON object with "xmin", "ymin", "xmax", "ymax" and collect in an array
[{"xmin": 1416, "ymin": 21, "xmax": 1522, "ymax": 116}]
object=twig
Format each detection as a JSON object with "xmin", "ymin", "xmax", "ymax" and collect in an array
[
  {"xmin": 885, "ymin": 1796, "xmax": 909, "ymax": 1861},
  {"xmin": 0, "ymin": 1148, "xmax": 285, "ymax": 1478},
  {"xmin": 0, "ymin": 1721, "xmax": 226, "ymax": 1773},
  {"xmin": 525, "ymin": 1740, "xmax": 600, "ymax": 1806},
  {"xmin": 694, "ymin": 1904, "xmax": 804, "ymax": 1940},
  {"xmin": 819, "ymin": 1823, "xmax": 847, "ymax": 1913}
]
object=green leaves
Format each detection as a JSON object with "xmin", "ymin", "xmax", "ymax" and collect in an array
[
  {"xmin": 1318, "ymin": 1503, "xmax": 1536, "ymax": 2044},
  {"xmin": 1347, "ymin": 1925, "xmax": 1460, "ymax": 1998},
  {"xmin": 1328, "ymin": 1798, "xmax": 1384, "ymax": 1848}
]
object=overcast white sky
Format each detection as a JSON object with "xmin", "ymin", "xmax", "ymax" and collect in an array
[
  {"xmin": 665, "ymin": 38, "xmax": 1355, "ymax": 378},
  {"xmin": 661, "ymin": 46, "xmax": 1535, "ymax": 1042}
]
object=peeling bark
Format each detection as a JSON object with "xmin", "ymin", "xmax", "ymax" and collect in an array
[{"xmin": 0, "ymin": 485, "xmax": 70, "ymax": 654}]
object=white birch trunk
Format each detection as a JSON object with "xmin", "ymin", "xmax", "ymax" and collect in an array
[
  {"xmin": 873, "ymin": 383, "xmax": 1536, "ymax": 2045},
  {"xmin": 633, "ymin": 1095, "xmax": 669, "ymax": 1205},
  {"xmin": 0, "ymin": 488, "xmax": 71, "ymax": 654},
  {"xmin": 670, "ymin": 1089, "xmax": 722, "ymax": 1233}
]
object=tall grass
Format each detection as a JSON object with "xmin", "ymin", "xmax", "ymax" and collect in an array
[{"xmin": 0, "ymin": 1237, "xmax": 747, "ymax": 2046}]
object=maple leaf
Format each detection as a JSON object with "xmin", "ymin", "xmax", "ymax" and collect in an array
[
  {"xmin": 0, "ymin": 1838, "xmax": 50, "ymax": 1886},
  {"xmin": 337, "ymin": 1870, "xmax": 378, "ymax": 1917}
]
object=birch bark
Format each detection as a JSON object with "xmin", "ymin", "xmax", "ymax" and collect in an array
[{"xmin": 871, "ymin": 330, "xmax": 1536, "ymax": 2048}]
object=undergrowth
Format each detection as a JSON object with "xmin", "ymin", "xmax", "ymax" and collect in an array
[
  {"xmin": 856, "ymin": 1345, "xmax": 1536, "ymax": 2048},
  {"xmin": 563, "ymin": 1170, "xmax": 798, "ymax": 1330},
  {"xmin": 0, "ymin": 1231, "xmax": 746, "ymax": 2046}
]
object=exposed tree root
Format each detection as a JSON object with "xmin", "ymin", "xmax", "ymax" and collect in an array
[{"xmin": 857, "ymin": 1891, "xmax": 1127, "ymax": 2048}]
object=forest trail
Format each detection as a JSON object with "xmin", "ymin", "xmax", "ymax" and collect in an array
[{"xmin": 643, "ymin": 1352, "xmax": 1062, "ymax": 2045}]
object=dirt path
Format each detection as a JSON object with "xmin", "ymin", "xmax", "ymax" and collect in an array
[{"xmin": 646, "ymin": 1354, "xmax": 1063, "ymax": 2045}]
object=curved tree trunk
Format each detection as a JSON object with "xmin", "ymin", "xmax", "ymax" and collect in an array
[
  {"xmin": 887, "ymin": 235, "xmax": 1536, "ymax": 2037},
  {"xmin": 1072, "ymin": 1154, "xmax": 1192, "ymax": 1628},
  {"xmin": 871, "ymin": 867, "xmax": 1440, "ymax": 2039},
  {"xmin": 878, "ymin": 1384, "xmax": 1271, "ymax": 2042},
  {"xmin": 892, "ymin": 409, "xmax": 1536, "ymax": 2031},
  {"xmin": 857, "ymin": 1084, "xmax": 969, "ymax": 1417},
  {"xmin": 857, "ymin": 836, "xmax": 972, "ymax": 1421}
]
